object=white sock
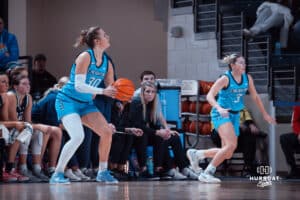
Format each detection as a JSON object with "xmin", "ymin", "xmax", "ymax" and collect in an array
[
  {"xmin": 55, "ymin": 114, "xmax": 85, "ymax": 173},
  {"xmin": 99, "ymin": 162, "xmax": 108, "ymax": 172},
  {"xmin": 33, "ymin": 164, "xmax": 41, "ymax": 173},
  {"xmin": 20, "ymin": 164, "xmax": 28, "ymax": 172},
  {"xmin": 48, "ymin": 167, "xmax": 55, "ymax": 173},
  {"xmin": 205, "ymin": 163, "xmax": 216, "ymax": 175},
  {"xmin": 196, "ymin": 150, "xmax": 205, "ymax": 160}
]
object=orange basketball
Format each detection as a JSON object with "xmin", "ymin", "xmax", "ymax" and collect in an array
[
  {"xmin": 182, "ymin": 119, "xmax": 191, "ymax": 132},
  {"xmin": 181, "ymin": 100, "xmax": 190, "ymax": 113},
  {"xmin": 200, "ymin": 102, "xmax": 212, "ymax": 114},
  {"xmin": 189, "ymin": 101, "xmax": 197, "ymax": 113},
  {"xmin": 113, "ymin": 78, "xmax": 135, "ymax": 102},
  {"xmin": 189, "ymin": 121, "xmax": 203, "ymax": 133},
  {"xmin": 200, "ymin": 122, "xmax": 212, "ymax": 135},
  {"xmin": 199, "ymin": 80, "xmax": 214, "ymax": 94},
  {"xmin": 189, "ymin": 121, "xmax": 196, "ymax": 133}
]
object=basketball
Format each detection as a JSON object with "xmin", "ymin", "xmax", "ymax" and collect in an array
[
  {"xmin": 181, "ymin": 100, "xmax": 190, "ymax": 113},
  {"xmin": 200, "ymin": 122, "xmax": 212, "ymax": 135},
  {"xmin": 189, "ymin": 121, "xmax": 203, "ymax": 133},
  {"xmin": 182, "ymin": 119, "xmax": 191, "ymax": 132},
  {"xmin": 200, "ymin": 102, "xmax": 212, "ymax": 114},
  {"xmin": 199, "ymin": 80, "xmax": 214, "ymax": 94},
  {"xmin": 113, "ymin": 78, "xmax": 135, "ymax": 102},
  {"xmin": 189, "ymin": 101, "xmax": 197, "ymax": 113}
]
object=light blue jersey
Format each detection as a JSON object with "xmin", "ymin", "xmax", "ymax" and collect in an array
[
  {"xmin": 217, "ymin": 70, "xmax": 249, "ymax": 112},
  {"xmin": 211, "ymin": 70, "xmax": 249, "ymax": 136},
  {"xmin": 60, "ymin": 49, "xmax": 108, "ymax": 102},
  {"xmin": 55, "ymin": 49, "xmax": 109, "ymax": 120}
]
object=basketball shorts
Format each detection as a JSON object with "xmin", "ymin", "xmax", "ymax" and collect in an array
[
  {"xmin": 211, "ymin": 108, "xmax": 240, "ymax": 136},
  {"xmin": 55, "ymin": 92, "xmax": 99, "ymax": 120}
]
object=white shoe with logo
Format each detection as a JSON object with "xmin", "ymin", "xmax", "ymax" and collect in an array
[
  {"xmin": 186, "ymin": 149, "xmax": 203, "ymax": 174},
  {"xmin": 198, "ymin": 172, "xmax": 221, "ymax": 183},
  {"xmin": 65, "ymin": 169, "xmax": 81, "ymax": 181},
  {"xmin": 73, "ymin": 169, "xmax": 90, "ymax": 181}
]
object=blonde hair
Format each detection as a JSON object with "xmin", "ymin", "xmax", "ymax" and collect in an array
[
  {"xmin": 223, "ymin": 53, "xmax": 242, "ymax": 70},
  {"xmin": 140, "ymin": 81, "xmax": 158, "ymax": 123}
]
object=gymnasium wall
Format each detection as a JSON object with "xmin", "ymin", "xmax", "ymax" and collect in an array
[
  {"xmin": 9, "ymin": 0, "xmax": 167, "ymax": 85},
  {"xmin": 167, "ymin": 13, "xmax": 225, "ymax": 82}
]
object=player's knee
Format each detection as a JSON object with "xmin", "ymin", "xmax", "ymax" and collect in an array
[
  {"xmin": 101, "ymin": 126, "xmax": 113, "ymax": 138},
  {"xmin": 50, "ymin": 127, "xmax": 62, "ymax": 140}
]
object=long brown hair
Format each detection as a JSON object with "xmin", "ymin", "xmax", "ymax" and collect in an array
[
  {"xmin": 140, "ymin": 81, "xmax": 158, "ymax": 123},
  {"xmin": 73, "ymin": 26, "xmax": 101, "ymax": 48}
]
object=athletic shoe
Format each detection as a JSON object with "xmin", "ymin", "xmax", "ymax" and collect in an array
[
  {"xmin": 10, "ymin": 169, "xmax": 30, "ymax": 182},
  {"xmin": 138, "ymin": 170, "xmax": 160, "ymax": 181},
  {"xmin": 96, "ymin": 170, "xmax": 118, "ymax": 184},
  {"xmin": 2, "ymin": 171, "xmax": 18, "ymax": 182},
  {"xmin": 81, "ymin": 168, "xmax": 97, "ymax": 179},
  {"xmin": 181, "ymin": 167, "xmax": 199, "ymax": 180},
  {"xmin": 186, "ymin": 149, "xmax": 204, "ymax": 174},
  {"xmin": 166, "ymin": 168, "xmax": 187, "ymax": 180},
  {"xmin": 73, "ymin": 169, "xmax": 91, "ymax": 181},
  {"xmin": 19, "ymin": 168, "xmax": 42, "ymax": 182},
  {"xmin": 65, "ymin": 169, "xmax": 81, "ymax": 181},
  {"xmin": 33, "ymin": 169, "xmax": 49, "ymax": 181},
  {"xmin": 110, "ymin": 169, "xmax": 129, "ymax": 181},
  {"xmin": 49, "ymin": 172, "xmax": 70, "ymax": 184},
  {"xmin": 155, "ymin": 170, "xmax": 172, "ymax": 180},
  {"xmin": 46, "ymin": 169, "xmax": 55, "ymax": 178},
  {"xmin": 198, "ymin": 172, "xmax": 221, "ymax": 183}
]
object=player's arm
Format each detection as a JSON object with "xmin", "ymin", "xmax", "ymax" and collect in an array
[{"xmin": 74, "ymin": 52, "xmax": 104, "ymax": 94}]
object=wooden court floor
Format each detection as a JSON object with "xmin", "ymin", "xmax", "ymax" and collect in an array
[{"xmin": 1, "ymin": 179, "xmax": 300, "ymax": 200}]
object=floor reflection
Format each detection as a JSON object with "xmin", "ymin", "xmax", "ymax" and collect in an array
[{"xmin": 0, "ymin": 180, "xmax": 300, "ymax": 200}]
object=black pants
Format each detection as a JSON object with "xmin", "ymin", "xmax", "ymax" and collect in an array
[
  {"xmin": 280, "ymin": 133, "xmax": 300, "ymax": 169},
  {"xmin": 133, "ymin": 132, "xmax": 164, "ymax": 169},
  {"xmin": 0, "ymin": 138, "xmax": 5, "ymax": 180},
  {"xmin": 110, "ymin": 134, "xmax": 134, "ymax": 165},
  {"xmin": 211, "ymin": 128, "xmax": 257, "ymax": 167},
  {"xmin": 162, "ymin": 135, "xmax": 189, "ymax": 171}
]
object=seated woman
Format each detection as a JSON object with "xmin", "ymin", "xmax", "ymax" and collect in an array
[
  {"xmin": 129, "ymin": 81, "xmax": 198, "ymax": 180},
  {"xmin": 109, "ymin": 100, "xmax": 143, "ymax": 180},
  {"xmin": 7, "ymin": 74, "xmax": 62, "ymax": 181},
  {"xmin": 0, "ymin": 72, "xmax": 32, "ymax": 182}
]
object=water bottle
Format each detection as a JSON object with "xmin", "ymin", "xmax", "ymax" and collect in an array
[
  {"xmin": 161, "ymin": 93, "xmax": 167, "ymax": 118},
  {"xmin": 129, "ymin": 151, "xmax": 139, "ymax": 177},
  {"xmin": 146, "ymin": 156, "xmax": 154, "ymax": 175},
  {"xmin": 274, "ymin": 42, "xmax": 281, "ymax": 56}
]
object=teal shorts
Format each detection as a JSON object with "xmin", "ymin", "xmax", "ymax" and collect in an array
[
  {"xmin": 211, "ymin": 108, "xmax": 240, "ymax": 136},
  {"xmin": 55, "ymin": 92, "xmax": 99, "ymax": 121}
]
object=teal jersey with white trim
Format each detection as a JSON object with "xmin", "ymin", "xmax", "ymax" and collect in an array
[
  {"xmin": 60, "ymin": 49, "xmax": 108, "ymax": 102},
  {"xmin": 217, "ymin": 70, "xmax": 248, "ymax": 111}
]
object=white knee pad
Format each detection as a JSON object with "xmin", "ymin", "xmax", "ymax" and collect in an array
[
  {"xmin": 19, "ymin": 136, "xmax": 31, "ymax": 154},
  {"xmin": 31, "ymin": 130, "xmax": 43, "ymax": 155},
  {"xmin": 16, "ymin": 128, "xmax": 33, "ymax": 144},
  {"xmin": 0, "ymin": 124, "xmax": 10, "ymax": 145}
]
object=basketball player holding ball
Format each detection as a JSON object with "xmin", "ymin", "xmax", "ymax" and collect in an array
[
  {"xmin": 50, "ymin": 26, "xmax": 120, "ymax": 184},
  {"xmin": 187, "ymin": 53, "xmax": 276, "ymax": 183}
]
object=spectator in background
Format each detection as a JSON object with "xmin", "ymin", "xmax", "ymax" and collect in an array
[
  {"xmin": 109, "ymin": 100, "xmax": 143, "ymax": 180},
  {"xmin": 0, "ymin": 17, "xmax": 19, "ymax": 72},
  {"xmin": 31, "ymin": 54, "xmax": 57, "ymax": 101},
  {"xmin": 243, "ymin": 0, "xmax": 294, "ymax": 48},
  {"xmin": 280, "ymin": 103, "xmax": 300, "ymax": 179},
  {"xmin": 133, "ymin": 70, "xmax": 169, "ymax": 129}
]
